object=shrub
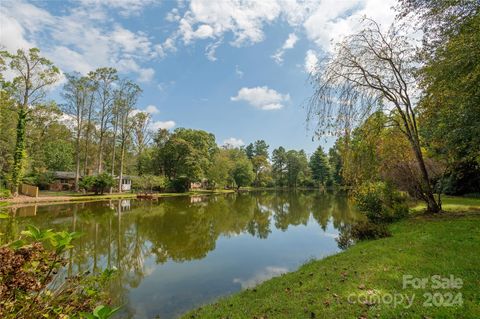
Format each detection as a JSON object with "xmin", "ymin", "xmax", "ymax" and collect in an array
[
  {"xmin": 350, "ymin": 221, "xmax": 391, "ymax": 240},
  {"xmin": 0, "ymin": 188, "xmax": 11, "ymax": 199},
  {"xmin": 354, "ymin": 182, "xmax": 409, "ymax": 223},
  {"xmin": 0, "ymin": 225, "xmax": 117, "ymax": 319},
  {"xmin": 21, "ymin": 172, "xmax": 55, "ymax": 190},
  {"xmin": 35, "ymin": 172, "xmax": 55, "ymax": 190},
  {"xmin": 132, "ymin": 175, "xmax": 166, "ymax": 194},
  {"xmin": 168, "ymin": 176, "xmax": 190, "ymax": 193},
  {"xmin": 79, "ymin": 175, "xmax": 96, "ymax": 193},
  {"xmin": 93, "ymin": 173, "xmax": 114, "ymax": 195},
  {"xmin": 79, "ymin": 174, "xmax": 115, "ymax": 195}
]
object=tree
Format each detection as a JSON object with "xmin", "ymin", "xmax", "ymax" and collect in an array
[
  {"xmin": 307, "ymin": 18, "xmax": 441, "ymax": 213},
  {"xmin": 248, "ymin": 140, "xmax": 270, "ymax": 187},
  {"xmin": 309, "ymin": 146, "xmax": 331, "ymax": 188},
  {"xmin": 328, "ymin": 142, "xmax": 343, "ymax": 186},
  {"xmin": 417, "ymin": 10, "xmax": 480, "ymax": 195},
  {"xmin": 0, "ymin": 88, "xmax": 17, "ymax": 186},
  {"xmin": 398, "ymin": 0, "xmax": 479, "ymax": 55},
  {"xmin": 43, "ymin": 141, "xmax": 74, "ymax": 171},
  {"xmin": 156, "ymin": 128, "xmax": 217, "ymax": 187},
  {"xmin": 131, "ymin": 112, "xmax": 152, "ymax": 156},
  {"xmin": 232, "ymin": 156, "xmax": 254, "ymax": 189},
  {"xmin": 207, "ymin": 149, "xmax": 234, "ymax": 188},
  {"xmin": 61, "ymin": 73, "xmax": 91, "ymax": 191},
  {"xmin": 285, "ymin": 150, "xmax": 309, "ymax": 188},
  {"xmin": 116, "ymin": 80, "xmax": 142, "ymax": 192},
  {"xmin": 0, "ymin": 48, "xmax": 60, "ymax": 194},
  {"xmin": 88, "ymin": 67, "xmax": 118, "ymax": 174},
  {"xmin": 272, "ymin": 147, "xmax": 287, "ymax": 186},
  {"xmin": 132, "ymin": 174, "xmax": 166, "ymax": 194},
  {"xmin": 26, "ymin": 103, "xmax": 72, "ymax": 173}
]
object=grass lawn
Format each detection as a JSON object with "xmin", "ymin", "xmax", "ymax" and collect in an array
[
  {"xmin": 183, "ymin": 201, "xmax": 480, "ymax": 319},
  {"xmin": 411, "ymin": 195, "xmax": 480, "ymax": 213}
]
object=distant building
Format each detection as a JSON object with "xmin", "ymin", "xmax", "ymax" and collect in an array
[
  {"xmin": 49, "ymin": 171, "xmax": 133, "ymax": 192},
  {"xmin": 49, "ymin": 171, "xmax": 78, "ymax": 191},
  {"xmin": 190, "ymin": 179, "xmax": 209, "ymax": 190},
  {"xmin": 119, "ymin": 176, "xmax": 132, "ymax": 191}
]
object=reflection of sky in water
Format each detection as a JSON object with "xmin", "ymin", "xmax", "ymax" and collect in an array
[{"xmin": 2, "ymin": 192, "xmax": 361, "ymax": 319}]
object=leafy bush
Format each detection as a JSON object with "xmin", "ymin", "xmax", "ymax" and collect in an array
[
  {"xmin": 350, "ymin": 221, "xmax": 391, "ymax": 240},
  {"xmin": 354, "ymin": 182, "xmax": 409, "ymax": 223},
  {"xmin": 79, "ymin": 174, "xmax": 114, "ymax": 195},
  {"xmin": 36, "ymin": 172, "xmax": 55, "ymax": 190},
  {"xmin": 0, "ymin": 188, "xmax": 11, "ymax": 199},
  {"xmin": 79, "ymin": 175, "xmax": 96, "ymax": 193},
  {"xmin": 0, "ymin": 225, "xmax": 117, "ymax": 319},
  {"xmin": 93, "ymin": 173, "xmax": 114, "ymax": 195},
  {"xmin": 132, "ymin": 175, "xmax": 166, "ymax": 194},
  {"xmin": 168, "ymin": 176, "xmax": 190, "ymax": 193}
]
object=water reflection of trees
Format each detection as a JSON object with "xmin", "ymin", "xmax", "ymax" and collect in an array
[{"xmin": 0, "ymin": 192, "xmax": 362, "ymax": 317}]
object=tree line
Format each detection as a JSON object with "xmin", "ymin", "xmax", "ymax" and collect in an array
[{"xmin": 0, "ymin": 51, "xmax": 334, "ymax": 195}]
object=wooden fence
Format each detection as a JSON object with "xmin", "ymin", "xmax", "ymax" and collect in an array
[{"xmin": 20, "ymin": 184, "xmax": 38, "ymax": 197}]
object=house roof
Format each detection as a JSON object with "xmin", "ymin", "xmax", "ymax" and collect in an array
[{"xmin": 52, "ymin": 171, "xmax": 78, "ymax": 179}]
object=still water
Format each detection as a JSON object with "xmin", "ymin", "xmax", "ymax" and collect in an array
[{"xmin": 1, "ymin": 191, "xmax": 361, "ymax": 318}]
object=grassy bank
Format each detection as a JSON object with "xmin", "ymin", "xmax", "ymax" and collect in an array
[{"xmin": 184, "ymin": 205, "xmax": 480, "ymax": 318}]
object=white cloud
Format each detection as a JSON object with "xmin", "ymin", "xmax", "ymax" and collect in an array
[
  {"xmin": 145, "ymin": 105, "xmax": 159, "ymax": 114},
  {"xmin": 151, "ymin": 120, "xmax": 176, "ymax": 130},
  {"xmin": 304, "ymin": 49, "xmax": 318, "ymax": 74},
  {"xmin": 271, "ymin": 33, "xmax": 298, "ymax": 64},
  {"xmin": 233, "ymin": 266, "xmax": 288, "ymax": 289},
  {"xmin": 223, "ymin": 137, "xmax": 245, "ymax": 148},
  {"xmin": 303, "ymin": 0, "xmax": 397, "ymax": 50},
  {"xmin": 166, "ymin": 0, "xmax": 397, "ymax": 60},
  {"xmin": 235, "ymin": 65, "xmax": 244, "ymax": 78},
  {"xmin": 231, "ymin": 86, "xmax": 290, "ymax": 110},
  {"xmin": 0, "ymin": 0, "xmax": 161, "ymax": 83},
  {"xmin": 205, "ymin": 39, "xmax": 222, "ymax": 62},
  {"xmin": 77, "ymin": 0, "xmax": 159, "ymax": 17},
  {"xmin": 176, "ymin": 0, "xmax": 282, "ymax": 47}
]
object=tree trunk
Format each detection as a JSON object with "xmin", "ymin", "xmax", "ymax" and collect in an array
[
  {"xmin": 98, "ymin": 130, "xmax": 104, "ymax": 173},
  {"xmin": 11, "ymin": 108, "xmax": 28, "ymax": 196},
  {"xmin": 74, "ymin": 136, "xmax": 81, "ymax": 192},
  {"xmin": 411, "ymin": 142, "xmax": 442, "ymax": 213},
  {"xmin": 118, "ymin": 140, "xmax": 125, "ymax": 193},
  {"xmin": 83, "ymin": 99, "xmax": 93, "ymax": 175}
]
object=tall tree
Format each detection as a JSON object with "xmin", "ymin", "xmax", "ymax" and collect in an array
[
  {"xmin": 250, "ymin": 140, "xmax": 270, "ymax": 187},
  {"xmin": 88, "ymin": 67, "xmax": 118, "ymax": 174},
  {"xmin": 0, "ymin": 48, "xmax": 60, "ymax": 194},
  {"xmin": 116, "ymin": 80, "xmax": 142, "ymax": 192},
  {"xmin": 285, "ymin": 150, "xmax": 309, "ymax": 188},
  {"xmin": 131, "ymin": 111, "xmax": 152, "ymax": 156},
  {"xmin": 272, "ymin": 146, "xmax": 287, "ymax": 187},
  {"xmin": 82, "ymin": 78, "xmax": 96, "ymax": 175},
  {"xmin": 307, "ymin": 18, "xmax": 441, "ymax": 213},
  {"xmin": 309, "ymin": 146, "xmax": 331, "ymax": 188},
  {"xmin": 62, "ymin": 73, "xmax": 90, "ymax": 190}
]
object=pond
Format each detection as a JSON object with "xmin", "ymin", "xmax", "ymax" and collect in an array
[{"xmin": 1, "ymin": 191, "xmax": 362, "ymax": 319}]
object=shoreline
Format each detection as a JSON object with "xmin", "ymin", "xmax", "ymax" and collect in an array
[
  {"xmin": 0, "ymin": 189, "xmax": 236, "ymax": 208},
  {"xmin": 182, "ymin": 209, "xmax": 480, "ymax": 318}
]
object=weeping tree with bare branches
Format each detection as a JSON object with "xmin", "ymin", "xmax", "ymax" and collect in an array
[{"xmin": 307, "ymin": 18, "xmax": 441, "ymax": 213}]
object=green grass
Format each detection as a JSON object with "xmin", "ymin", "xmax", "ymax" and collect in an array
[
  {"xmin": 411, "ymin": 195, "xmax": 480, "ymax": 213},
  {"xmin": 183, "ymin": 213, "xmax": 480, "ymax": 318}
]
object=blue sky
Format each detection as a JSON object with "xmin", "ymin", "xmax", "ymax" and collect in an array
[{"xmin": 0, "ymin": 0, "xmax": 396, "ymax": 155}]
